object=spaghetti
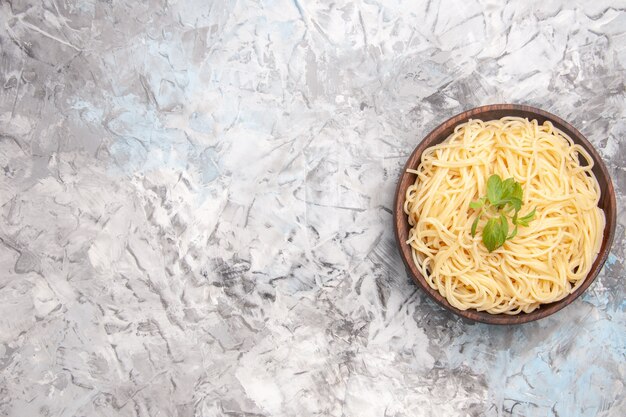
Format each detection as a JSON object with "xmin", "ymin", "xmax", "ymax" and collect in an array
[{"xmin": 404, "ymin": 117, "xmax": 605, "ymax": 314}]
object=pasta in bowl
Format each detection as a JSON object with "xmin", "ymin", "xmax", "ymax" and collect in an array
[{"xmin": 394, "ymin": 105, "xmax": 616, "ymax": 324}]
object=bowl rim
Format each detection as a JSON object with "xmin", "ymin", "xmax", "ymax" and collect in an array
[{"xmin": 393, "ymin": 103, "xmax": 617, "ymax": 325}]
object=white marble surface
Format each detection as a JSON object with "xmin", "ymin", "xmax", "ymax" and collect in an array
[{"xmin": 0, "ymin": 0, "xmax": 625, "ymax": 416}]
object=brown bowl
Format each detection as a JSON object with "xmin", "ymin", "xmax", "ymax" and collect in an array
[{"xmin": 394, "ymin": 104, "xmax": 617, "ymax": 325}]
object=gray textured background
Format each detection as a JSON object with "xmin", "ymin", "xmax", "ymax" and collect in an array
[{"xmin": 0, "ymin": 0, "xmax": 625, "ymax": 416}]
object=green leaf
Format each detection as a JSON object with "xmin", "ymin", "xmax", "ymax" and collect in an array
[
  {"xmin": 518, "ymin": 207, "xmax": 536, "ymax": 223},
  {"xmin": 514, "ymin": 208, "xmax": 535, "ymax": 227},
  {"xmin": 486, "ymin": 175, "xmax": 503, "ymax": 205},
  {"xmin": 497, "ymin": 179, "xmax": 523, "ymax": 209},
  {"xmin": 501, "ymin": 178, "xmax": 515, "ymax": 199},
  {"xmin": 471, "ymin": 214, "xmax": 480, "ymax": 237},
  {"xmin": 504, "ymin": 197, "xmax": 522, "ymax": 212},
  {"xmin": 511, "ymin": 182, "xmax": 523, "ymax": 201},
  {"xmin": 469, "ymin": 200, "xmax": 484, "ymax": 210},
  {"xmin": 470, "ymin": 175, "xmax": 532, "ymax": 251},
  {"xmin": 482, "ymin": 218, "xmax": 502, "ymax": 252},
  {"xmin": 499, "ymin": 214, "xmax": 509, "ymax": 241}
]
